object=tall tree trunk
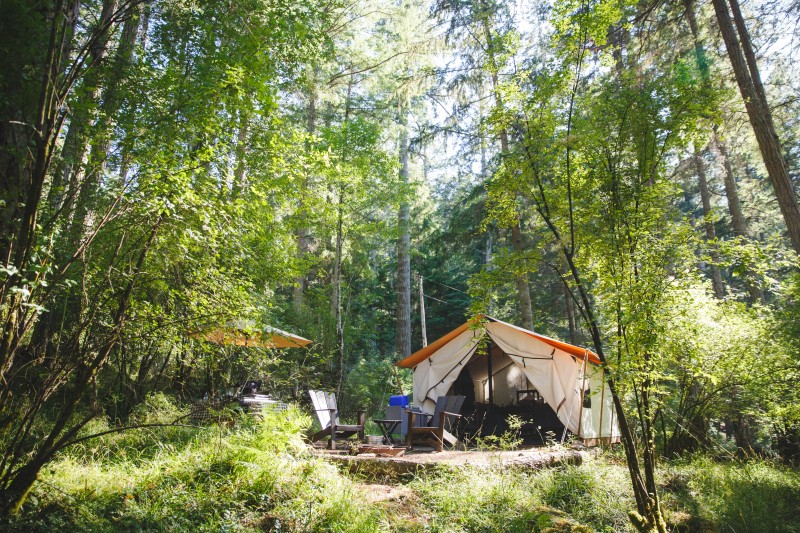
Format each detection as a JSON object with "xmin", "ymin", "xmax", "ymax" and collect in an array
[
  {"xmin": 396, "ymin": 111, "xmax": 412, "ymax": 359},
  {"xmin": 563, "ymin": 278, "xmax": 577, "ymax": 344},
  {"xmin": 685, "ymin": 0, "xmax": 764, "ymax": 303},
  {"xmin": 334, "ymin": 77, "xmax": 353, "ymax": 398},
  {"xmin": 713, "ymin": 130, "xmax": 748, "ymax": 238},
  {"xmin": 333, "ymin": 191, "xmax": 344, "ymax": 398},
  {"xmin": 479, "ymin": 85, "xmax": 496, "ymax": 315},
  {"xmin": 480, "ymin": 13, "xmax": 534, "ymax": 330},
  {"xmin": 485, "ymin": 228, "xmax": 495, "ymax": 314},
  {"xmin": 712, "ymin": 129, "xmax": 766, "ymax": 304},
  {"xmin": 693, "ymin": 149, "xmax": 725, "ymax": 299},
  {"xmin": 509, "ymin": 220, "xmax": 534, "ymax": 330},
  {"xmin": 683, "ymin": 0, "xmax": 708, "ymax": 78},
  {"xmin": 65, "ymin": 0, "xmax": 126, "ymax": 246},
  {"xmin": 734, "ymin": 411, "xmax": 753, "ymax": 453},
  {"xmin": 48, "ymin": 109, "xmax": 91, "ymax": 215},
  {"xmin": 294, "ymin": 85, "xmax": 316, "ymax": 312},
  {"xmin": 711, "ymin": 0, "xmax": 800, "ymax": 254}
]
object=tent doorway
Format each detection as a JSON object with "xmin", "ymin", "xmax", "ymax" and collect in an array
[{"xmin": 447, "ymin": 341, "xmax": 566, "ymax": 444}]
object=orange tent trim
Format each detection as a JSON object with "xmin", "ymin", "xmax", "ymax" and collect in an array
[{"xmin": 396, "ymin": 315, "xmax": 601, "ymax": 368}]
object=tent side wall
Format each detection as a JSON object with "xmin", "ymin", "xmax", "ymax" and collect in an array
[{"xmin": 578, "ymin": 363, "xmax": 622, "ymax": 445}]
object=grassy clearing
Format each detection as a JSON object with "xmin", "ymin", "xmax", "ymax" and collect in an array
[
  {"xmin": 10, "ymin": 401, "xmax": 385, "ymax": 532},
  {"xmin": 7, "ymin": 399, "xmax": 800, "ymax": 532}
]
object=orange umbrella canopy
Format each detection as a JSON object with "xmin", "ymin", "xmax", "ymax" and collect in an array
[{"xmin": 192, "ymin": 321, "xmax": 312, "ymax": 349}]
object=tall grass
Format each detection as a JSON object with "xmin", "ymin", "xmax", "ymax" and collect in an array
[
  {"xmin": 405, "ymin": 453, "xmax": 800, "ymax": 532},
  {"xmin": 407, "ymin": 456, "xmax": 630, "ymax": 532},
  {"xmin": 409, "ymin": 466, "xmax": 546, "ymax": 532},
  {"xmin": 9, "ymin": 396, "xmax": 800, "ymax": 532},
  {"xmin": 537, "ymin": 459, "xmax": 633, "ymax": 531},
  {"xmin": 661, "ymin": 455, "xmax": 800, "ymax": 532},
  {"xmin": 10, "ymin": 396, "xmax": 385, "ymax": 532}
]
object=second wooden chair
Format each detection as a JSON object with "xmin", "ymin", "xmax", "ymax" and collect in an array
[{"xmin": 405, "ymin": 395, "xmax": 465, "ymax": 452}]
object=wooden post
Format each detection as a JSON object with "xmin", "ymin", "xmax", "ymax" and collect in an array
[
  {"xmin": 576, "ymin": 350, "xmax": 589, "ymax": 441},
  {"xmin": 609, "ymin": 384, "xmax": 616, "ymax": 444},
  {"xmin": 487, "ymin": 340, "xmax": 494, "ymax": 423},
  {"xmin": 598, "ymin": 366, "xmax": 606, "ymax": 446},
  {"xmin": 420, "ymin": 275, "xmax": 428, "ymax": 347}
]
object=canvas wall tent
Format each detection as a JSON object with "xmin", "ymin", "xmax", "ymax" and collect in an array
[{"xmin": 396, "ymin": 316, "xmax": 621, "ymax": 445}]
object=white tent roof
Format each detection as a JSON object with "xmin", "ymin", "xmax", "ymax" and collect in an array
[{"xmin": 396, "ymin": 316, "xmax": 620, "ymax": 443}]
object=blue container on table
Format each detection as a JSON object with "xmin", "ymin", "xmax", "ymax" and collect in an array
[{"xmin": 389, "ymin": 395, "xmax": 409, "ymax": 408}]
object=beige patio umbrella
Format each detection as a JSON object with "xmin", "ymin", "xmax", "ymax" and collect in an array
[{"xmin": 191, "ymin": 320, "xmax": 312, "ymax": 349}]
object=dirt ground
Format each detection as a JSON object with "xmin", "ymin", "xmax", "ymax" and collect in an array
[{"xmin": 355, "ymin": 482, "xmax": 427, "ymax": 529}]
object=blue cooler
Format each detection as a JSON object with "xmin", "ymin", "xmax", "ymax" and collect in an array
[{"xmin": 389, "ymin": 395, "xmax": 410, "ymax": 408}]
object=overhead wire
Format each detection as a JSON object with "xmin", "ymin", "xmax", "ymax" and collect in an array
[
  {"xmin": 426, "ymin": 279, "xmax": 468, "ymax": 294},
  {"xmin": 422, "ymin": 293, "xmax": 448, "ymax": 304}
]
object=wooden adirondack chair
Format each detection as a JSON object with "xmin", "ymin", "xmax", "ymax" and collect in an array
[
  {"xmin": 405, "ymin": 396, "xmax": 465, "ymax": 452},
  {"xmin": 308, "ymin": 390, "xmax": 365, "ymax": 450}
]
